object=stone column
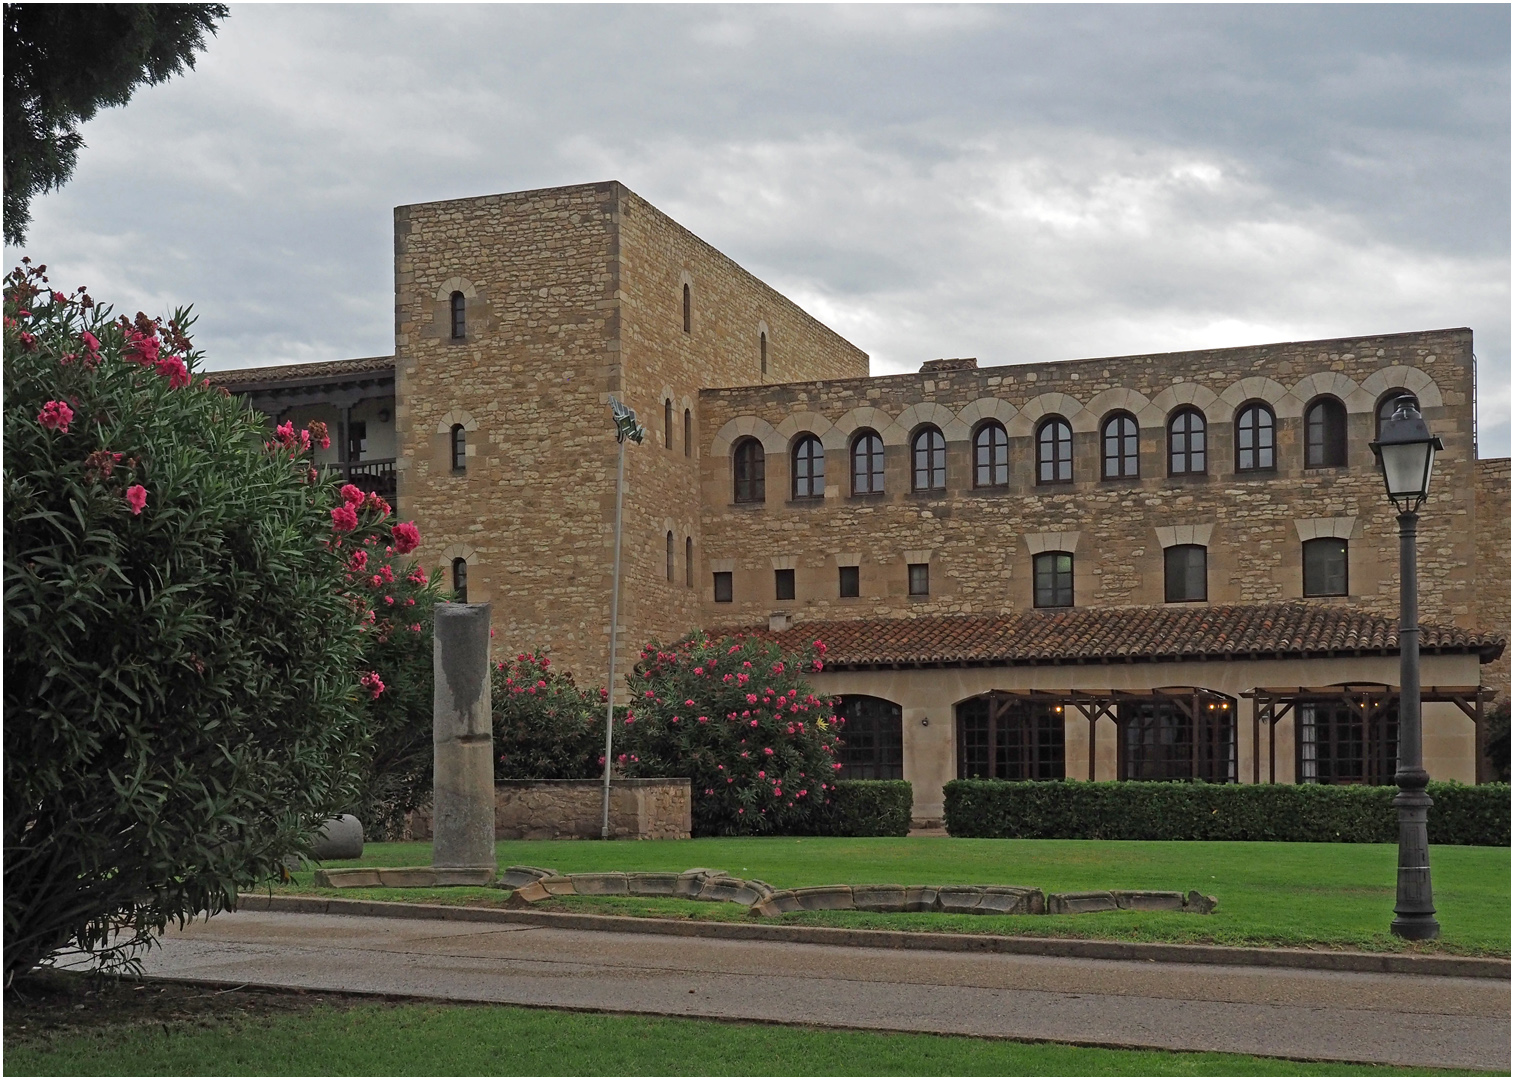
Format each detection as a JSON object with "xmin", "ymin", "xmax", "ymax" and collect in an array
[{"xmin": 432, "ymin": 603, "xmax": 495, "ymax": 875}]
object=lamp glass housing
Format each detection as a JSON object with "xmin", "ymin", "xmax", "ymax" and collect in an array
[{"xmin": 1377, "ymin": 439, "xmax": 1436, "ymax": 502}]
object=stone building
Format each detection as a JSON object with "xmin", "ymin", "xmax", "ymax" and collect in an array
[{"xmin": 220, "ymin": 181, "xmax": 1509, "ymax": 823}]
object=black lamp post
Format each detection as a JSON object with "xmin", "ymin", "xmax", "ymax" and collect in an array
[{"xmin": 1369, "ymin": 395, "xmax": 1444, "ymax": 941}]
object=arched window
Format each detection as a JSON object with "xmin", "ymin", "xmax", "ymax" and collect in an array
[
  {"xmin": 957, "ymin": 693, "xmax": 1065, "ymax": 780},
  {"xmin": 1303, "ymin": 537, "xmax": 1348, "ymax": 597},
  {"xmin": 682, "ymin": 283, "xmax": 691, "ymax": 334},
  {"xmin": 1235, "ymin": 402, "xmax": 1275, "ymax": 472},
  {"xmin": 760, "ymin": 331, "xmax": 767, "ymax": 375},
  {"xmin": 851, "ymin": 430, "xmax": 884, "ymax": 494},
  {"xmin": 733, "ymin": 437, "xmax": 765, "ymax": 503},
  {"xmin": 835, "ymin": 696, "xmax": 904, "ymax": 780},
  {"xmin": 451, "ymin": 557, "xmax": 468, "ymax": 603},
  {"xmin": 791, "ymin": 435, "xmax": 824, "ymax": 499},
  {"xmin": 973, "ymin": 422, "xmax": 1009, "ymax": 488},
  {"xmin": 1304, "ymin": 396, "xmax": 1347, "ymax": 468},
  {"xmin": 449, "ymin": 291, "xmax": 466, "ymax": 340},
  {"xmin": 683, "ymin": 408, "xmax": 692, "ymax": 457},
  {"xmin": 1376, "ymin": 390, "xmax": 1419, "ymax": 438},
  {"xmin": 450, "ymin": 424, "xmax": 466, "ymax": 473},
  {"xmin": 1036, "ymin": 417, "xmax": 1072, "ymax": 485},
  {"xmin": 911, "ymin": 427, "xmax": 946, "ymax": 491},
  {"xmin": 1168, "ymin": 408, "xmax": 1206, "ymax": 475},
  {"xmin": 663, "ymin": 400, "xmax": 673, "ymax": 449},
  {"xmin": 685, "ymin": 536, "xmax": 693, "ymax": 587},
  {"xmin": 665, "ymin": 531, "xmax": 674, "ymax": 582},
  {"xmin": 1033, "ymin": 551, "xmax": 1074, "ymax": 608},
  {"xmin": 1100, "ymin": 412, "xmax": 1138, "ymax": 479},
  {"xmin": 1164, "ymin": 544, "xmax": 1207, "ymax": 603}
]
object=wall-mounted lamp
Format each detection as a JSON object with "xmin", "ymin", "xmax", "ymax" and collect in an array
[
  {"xmin": 378, "ymin": 408, "xmax": 391, "ymax": 423},
  {"xmin": 921, "ymin": 717, "xmax": 930, "ymax": 727}
]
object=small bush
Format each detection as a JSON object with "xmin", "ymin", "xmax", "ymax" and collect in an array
[
  {"xmin": 619, "ymin": 634, "xmax": 842, "ymax": 836},
  {"xmin": 492, "ymin": 652, "xmax": 603, "ymax": 780},
  {"xmin": 824, "ymin": 780, "xmax": 913, "ymax": 836},
  {"xmin": 943, "ymin": 779, "xmax": 1510, "ymax": 846}
]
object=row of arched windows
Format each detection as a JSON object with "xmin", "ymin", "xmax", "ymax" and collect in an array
[{"xmin": 731, "ymin": 392, "xmax": 1415, "ymax": 502}]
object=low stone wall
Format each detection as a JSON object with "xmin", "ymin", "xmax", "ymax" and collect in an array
[{"xmin": 406, "ymin": 778, "xmax": 691, "ymax": 841}]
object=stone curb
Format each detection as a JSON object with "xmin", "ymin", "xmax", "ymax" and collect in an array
[{"xmin": 239, "ymin": 893, "xmax": 1510, "ymax": 980}]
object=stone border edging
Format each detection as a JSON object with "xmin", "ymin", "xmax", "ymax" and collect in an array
[{"xmin": 240, "ymin": 893, "xmax": 1510, "ymax": 980}]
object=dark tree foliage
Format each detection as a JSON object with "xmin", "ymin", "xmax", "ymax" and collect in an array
[
  {"xmin": 492, "ymin": 652, "xmax": 604, "ymax": 782},
  {"xmin": 1486, "ymin": 700, "xmax": 1510, "ymax": 784},
  {"xmin": 4, "ymin": 3, "xmax": 227, "ymax": 244}
]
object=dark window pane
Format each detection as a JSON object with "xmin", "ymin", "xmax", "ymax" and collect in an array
[
  {"xmin": 666, "ymin": 532, "xmax": 674, "ymax": 582},
  {"xmin": 955, "ymin": 695, "xmax": 1065, "ymax": 780},
  {"xmin": 852, "ymin": 432, "xmax": 884, "ymax": 494},
  {"xmin": 713, "ymin": 571, "xmax": 733, "ymax": 603},
  {"xmin": 775, "ymin": 568, "xmax": 795, "ymax": 601},
  {"xmin": 792, "ymin": 435, "xmax": 825, "ymax": 498},
  {"xmin": 1168, "ymin": 409, "xmax": 1206, "ymax": 475},
  {"xmin": 907, "ymin": 562, "xmax": 929, "ymax": 595},
  {"xmin": 734, "ymin": 439, "xmax": 765, "ymax": 503},
  {"xmin": 1303, "ymin": 538, "xmax": 1348, "ymax": 596},
  {"xmin": 760, "ymin": 331, "xmax": 767, "ymax": 374},
  {"xmin": 974, "ymin": 423, "xmax": 1009, "ymax": 487},
  {"xmin": 684, "ymin": 409, "xmax": 692, "ymax": 457},
  {"xmin": 1164, "ymin": 545, "xmax": 1207, "ymax": 602},
  {"xmin": 1101, "ymin": 413, "xmax": 1138, "ymax": 478},
  {"xmin": 912, "ymin": 428, "xmax": 945, "ymax": 490},
  {"xmin": 450, "ymin": 425, "xmax": 466, "ymax": 472},
  {"xmin": 450, "ymin": 292, "xmax": 466, "ymax": 339},
  {"xmin": 1377, "ymin": 391, "xmax": 1418, "ymax": 438},
  {"xmin": 685, "ymin": 537, "xmax": 693, "ymax": 587},
  {"xmin": 1236, "ymin": 405, "xmax": 1275, "ymax": 471},
  {"xmin": 1298, "ymin": 698, "xmax": 1396, "ymax": 785},
  {"xmin": 1033, "ymin": 551, "xmax": 1074, "ymax": 608},
  {"xmin": 664, "ymin": 400, "xmax": 672, "ymax": 448},
  {"xmin": 836, "ymin": 696, "xmax": 904, "ymax": 780},
  {"xmin": 1037, "ymin": 418, "xmax": 1072, "ymax": 483},
  {"xmin": 451, "ymin": 558, "xmax": 468, "ymax": 603},
  {"xmin": 682, "ymin": 283, "xmax": 691, "ymax": 333},
  {"xmin": 1305, "ymin": 398, "xmax": 1346, "ymax": 468},
  {"xmin": 839, "ymin": 565, "xmax": 860, "ymax": 597}
]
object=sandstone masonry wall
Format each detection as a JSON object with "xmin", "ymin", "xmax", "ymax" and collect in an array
[
  {"xmin": 404, "ymin": 779, "xmax": 693, "ymax": 841},
  {"xmin": 1475, "ymin": 457, "xmax": 1511, "ymax": 701}
]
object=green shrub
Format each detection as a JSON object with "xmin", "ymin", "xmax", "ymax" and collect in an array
[
  {"xmin": 492, "ymin": 651, "xmax": 604, "ymax": 780},
  {"xmin": 824, "ymin": 780, "xmax": 913, "ymax": 836},
  {"xmin": 619, "ymin": 634, "xmax": 842, "ymax": 836},
  {"xmin": 1, "ymin": 262, "xmax": 390, "ymax": 980},
  {"xmin": 942, "ymin": 779, "xmax": 1510, "ymax": 846}
]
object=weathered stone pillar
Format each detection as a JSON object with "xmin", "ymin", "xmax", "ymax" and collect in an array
[{"xmin": 432, "ymin": 603, "xmax": 495, "ymax": 875}]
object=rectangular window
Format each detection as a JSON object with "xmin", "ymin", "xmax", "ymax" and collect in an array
[
  {"xmin": 348, "ymin": 421, "xmax": 367, "ymax": 461},
  {"xmin": 838, "ymin": 565, "xmax": 860, "ymax": 598},
  {"xmin": 1163, "ymin": 545, "xmax": 1207, "ymax": 603},
  {"xmin": 774, "ymin": 568, "xmax": 795, "ymax": 601},
  {"xmin": 955, "ymin": 696, "xmax": 1065, "ymax": 781},
  {"xmin": 1120, "ymin": 696, "xmax": 1236, "ymax": 782},
  {"xmin": 1033, "ymin": 552, "xmax": 1074, "ymax": 608},
  {"xmin": 1303, "ymin": 538, "xmax": 1348, "ymax": 597},
  {"xmin": 1297, "ymin": 699, "xmax": 1397, "ymax": 785},
  {"xmin": 713, "ymin": 571, "xmax": 733, "ymax": 603},
  {"xmin": 907, "ymin": 562, "xmax": 929, "ymax": 596}
]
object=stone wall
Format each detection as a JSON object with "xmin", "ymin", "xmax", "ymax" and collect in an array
[
  {"xmin": 406, "ymin": 778, "xmax": 692, "ymax": 841},
  {"xmin": 696, "ymin": 330, "xmax": 1487, "ymax": 633},
  {"xmin": 1475, "ymin": 457, "xmax": 1511, "ymax": 701}
]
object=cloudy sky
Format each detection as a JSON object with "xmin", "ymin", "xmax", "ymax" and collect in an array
[{"xmin": 8, "ymin": 4, "xmax": 1510, "ymax": 454}]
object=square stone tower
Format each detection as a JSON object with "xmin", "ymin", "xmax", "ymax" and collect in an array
[{"xmin": 393, "ymin": 181, "xmax": 868, "ymax": 688}]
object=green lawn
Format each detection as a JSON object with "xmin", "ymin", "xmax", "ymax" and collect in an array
[
  {"xmin": 269, "ymin": 836, "xmax": 1511, "ymax": 956},
  {"xmin": 4, "ymin": 987, "xmax": 1484, "ymax": 1076}
]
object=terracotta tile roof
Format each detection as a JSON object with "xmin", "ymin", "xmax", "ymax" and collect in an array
[
  {"xmin": 745, "ymin": 603, "xmax": 1505, "ymax": 668},
  {"xmin": 207, "ymin": 355, "xmax": 394, "ymax": 388}
]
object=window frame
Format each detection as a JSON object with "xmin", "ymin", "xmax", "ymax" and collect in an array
[
  {"xmin": 1100, "ymin": 411, "xmax": 1139, "ymax": 480},
  {"xmin": 449, "ymin": 291, "xmax": 466, "ymax": 340},
  {"xmin": 682, "ymin": 283, "xmax": 691, "ymax": 334},
  {"xmin": 450, "ymin": 424, "xmax": 466, "ymax": 473},
  {"xmin": 663, "ymin": 400, "xmax": 672, "ymax": 449},
  {"xmin": 1297, "ymin": 697, "xmax": 1398, "ymax": 785},
  {"xmin": 760, "ymin": 330, "xmax": 767, "ymax": 375},
  {"xmin": 838, "ymin": 564, "xmax": 860, "ymax": 597},
  {"xmin": 1163, "ymin": 544, "xmax": 1208, "ymax": 603},
  {"xmin": 712, "ymin": 570, "xmax": 733, "ymax": 603},
  {"xmin": 1118, "ymin": 693, "xmax": 1237, "ymax": 782},
  {"xmin": 791, "ymin": 434, "xmax": 825, "ymax": 499},
  {"xmin": 732, "ymin": 437, "xmax": 765, "ymax": 504},
  {"xmin": 685, "ymin": 536, "xmax": 694, "ymax": 588},
  {"xmin": 911, "ymin": 426, "xmax": 947, "ymax": 492},
  {"xmin": 836, "ymin": 695, "xmax": 905, "ymax": 780},
  {"xmin": 1167, "ymin": 407, "xmax": 1207, "ymax": 476},
  {"xmin": 851, "ymin": 430, "xmax": 885, "ymax": 495},
  {"xmin": 1032, "ymin": 551, "xmax": 1074, "ymax": 608},
  {"xmin": 1234, "ymin": 401, "xmax": 1276, "ymax": 473},
  {"xmin": 665, "ymin": 531, "xmax": 674, "ymax": 583},
  {"xmin": 683, "ymin": 408, "xmax": 692, "ymax": 457},
  {"xmin": 907, "ymin": 562, "xmax": 929, "ymax": 596},
  {"xmin": 774, "ymin": 567, "xmax": 795, "ymax": 601},
  {"xmin": 1303, "ymin": 395, "xmax": 1347, "ymax": 469},
  {"xmin": 1035, "ymin": 416, "xmax": 1073, "ymax": 485},
  {"xmin": 451, "ymin": 557, "xmax": 468, "ymax": 603},
  {"xmin": 972, "ymin": 421, "xmax": 1010, "ymax": 488},
  {"xmin": 955, "ymin": 694, "xmax": 1066, "ymax": 781},
  {"xmin": 1302, "ymin": 537, "xmax": 1349, "ymax": 597}
]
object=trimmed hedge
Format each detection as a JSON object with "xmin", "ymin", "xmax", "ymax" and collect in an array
[
  {"xmin": 825, "ymin": 780, "xmax": 913, "ymax": 837},
  {"xmin": 943, "ymin": 780, "xmax": 1510, "ymax": 847}
]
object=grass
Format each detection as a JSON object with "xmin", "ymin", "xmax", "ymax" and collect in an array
[
  {"xmin": 266, "ymin": 835, "xmax": 1511, "ymax": 956},
  {"xmin": 2, "ymin": 972, "xmax": 1487, "ymax": 1076}
]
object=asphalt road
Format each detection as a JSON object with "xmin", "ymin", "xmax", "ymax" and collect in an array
[{"xmin": 124, "ymin": 910, "xmax": 1508, "ymax": 1071}]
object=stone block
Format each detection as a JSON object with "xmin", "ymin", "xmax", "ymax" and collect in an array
[
  {"xmin": 750, "ymin": 890, "xmax": 803, "ymax": 916},
  {"xmin": 541, "ymin": 875, "xmax": 577, "ymax": 896},
  {"xmin": 314, "ymin": 868, "xmax": 381, "ymax": 888},
  {"xmin": 744, "ymin": 879, "xmax": 777, "ymax": 900},
  {"xmin": 903, "ymin": 885, "xmax": 940, "ymax": 912},
  {"xmin": 674, "ymin": 869, "xmax": 727, "ymax": 898},
  {"xmin": 852, "ymin": 884, "xmax": 908, "ymax": 913},
  {"xmin": 500, "ymin": 865, "xmax": 559, "ymax": 888},
  {"xmin": 1185, "ymin": 891, "xmax": 1219, "ymax": 914},
  {"xmin": 936, "ymin": 886, "xmax": 985, "ymax": 914},
  {"xmin": 509, "ymin": 880, "xmax": 550, "ymax": 904},
  {"xmin": 432, "ymin": 867, "xmax": 495, "ymax": 886},
  {"xmin": 791, "ymin": 885, "xmax": 855, "ymax": 911},
  {"xmin": 625, "ymin": 873, "xmax": 681, "ymax": 896},
  {"xmin": 974, "ymin": 887, "xmax": 1041, "ymax": 915},
  {"xmin": 377, "ymin": 867, "xmax": 439, "ymax": 888},
  {"xmin": 695, "ymin": 877, "xmax": 753, "ymax": 904},
  {"xmin": 569, "ymin": 872, "xmax": 629, "ymax": 895},
  {"xmin": 1113, "ymin": 890, "xmax": 1187, "ymax": 912},
  {"xmin": 1048, "ymin": 891, "xmax": 1118, "ymax": 914},
  {"xmin": 310, "ymin": 815, "xmax": 364, "ymax": 861}
]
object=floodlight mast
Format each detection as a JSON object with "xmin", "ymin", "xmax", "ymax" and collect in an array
[{"xmin": 602, "ymin": 397, "xmax": 644, "ymax": 840}]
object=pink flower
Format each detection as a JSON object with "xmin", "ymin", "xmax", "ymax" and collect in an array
[
  {"xmin": 154, "ymin": 355, "xmax": 190, "ymax": 389},
  {"xmin": 360, "ymin": 671, "xmax": 386, "ymax": 699},
  {"xmin": 124, "ymin": 484, "xmax": 148, "ymax": 515},
  {"xmin": 693, "ymin": 666, "xmax": 704, "ymax": 675},
  {"xmin": 341, "ymin": 484, "xmax": 366, "ymax": 506},
  {"xmin": 123, "ymin": 328, "xmax": 159, "ymax": 366},
  {"xmin": 391, "ymin": 521, "xmax": 421, "ymax": 554},
  {"xmin": 350, "ymin": 550, "xmax": 369, "ymax": 571},
  {"xmin": 371, "ymin": 574, "xmax": 383, "ymax": 588},
  {"xmin": 80, "ymin": 331, "xmax": 100, "ymax": 356},
  {"xmin": 763, "ymin": 747, "xmax": 773, "ymax": 755},
  {"xmin": 331, "ymin": 504, "xmax": 358, "ymax": 532},
  {"xmin": 383, "ymin": 595, "xmax": 394, "ymax": 605},
  {"xmin": 409, "ymin": 623, "xmax": 421, "ymax": 632},
  {"xmin": 36, "ymin": 399, "xmax": 73, "ymax": 433},
  {"xmin": 365, "ymin": 492, "xmax": 391, "ymax": 517},
  {"xmin": 18, "ymin": 331, "xmax": 36, "ymax": 350},
  {"xmin": 407, "ymin": 565, "xmax": 428, "ymax": 585}
]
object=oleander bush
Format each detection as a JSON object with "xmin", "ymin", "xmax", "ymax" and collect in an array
[
  {"xmin": 618, "ymin": 634, "xmax": 844, "ymax": 836},
  {"xmin": 492, "ymin": 651, "xmax": 603, "ymax": 781},
  {"xmin": 2, "ymin": 261, "xmax": 426, "ymax": 980},
  {"xmin": 824, "ymin": 780, "xmax": 913, "ymax": 837},
  {"xmin": 943, "ymin": 778, "xmax": 1511, "ymax": 846}
]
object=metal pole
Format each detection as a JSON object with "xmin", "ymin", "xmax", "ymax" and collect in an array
[
  {"xmin": 1392, "ymin": 509, "xmax": 1439, "ymax": 939},
  {"xmin": 600, "ymin": 437, "xmax": 627, "ymax": 840}
]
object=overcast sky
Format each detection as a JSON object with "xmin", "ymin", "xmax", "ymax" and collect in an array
[{"xmin": 8, "ymin": 4, "xmax": 1510, "ymax": 455}]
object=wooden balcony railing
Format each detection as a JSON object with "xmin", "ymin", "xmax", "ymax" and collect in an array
[{"xmin": 335, "ymin": 458, "xmax": 396, "ymax": 502}]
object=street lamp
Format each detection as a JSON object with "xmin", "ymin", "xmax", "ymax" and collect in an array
[
  {"xmin": 1368, "ymin": 395, "xmax": 1444, "ymax": 941},
  {"xmin": 601, "ymin": 397, "xmax": 644, "ymax": 840}
]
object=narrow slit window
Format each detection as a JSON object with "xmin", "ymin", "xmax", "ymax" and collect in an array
[
  {"xmin": 451, "ymin": 558, "xmax": 468, "ymax": 602},
  {"xmin": 449, "ymin": 291, "xmax": 466, "ymax": 339},
  {"xmin": 450, "ymin": 424, "xmax": 466, "ymax": 473},
  {"xmin": 682, "ymin": 283, "xmax": 691, "ymax": 334},
  {"xmin": 760, "ymin": 331, "xmax": 767, "ymax": 375},
  {"xmin": 685, "ymin": 537, "xmax": 694, "ymax": 587},
  {"xmin": 666, "ymin": 531, "xmax": 674, "ymax": 582},
  {"xmin": 664, "ymin": 400, "xmax": 672, "ymax": 449},
  {"xmin": 684, "ymin": 409, "xmax": 692, "ymax": 457}
]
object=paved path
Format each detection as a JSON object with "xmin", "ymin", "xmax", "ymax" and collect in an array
[{"xmin": 127, "ymin": 910, "xmax": 1508, "ymax": 1071}]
